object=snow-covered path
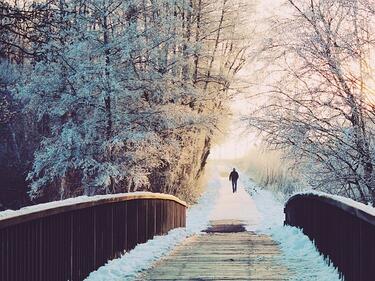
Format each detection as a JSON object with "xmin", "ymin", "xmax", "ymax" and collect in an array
[
  {"xmin": 86, "ymin": 163, "xmax": 342, "ymax": 281},
  {"xmin": 207, "ymin": 172, "xmax": 261, "ymax": 230}
]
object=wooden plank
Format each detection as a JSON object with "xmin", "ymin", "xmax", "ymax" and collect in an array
[{"xmin": 138, "ymin": 221, "xmax": 290, "ymax": 281}]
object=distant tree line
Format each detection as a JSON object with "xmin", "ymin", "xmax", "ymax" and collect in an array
[
  {"xmin": 249, "ymin": 0, "xmax": 375, "ymax": 205},
  {"xmin": 0, "ymin": 0, "xmax": 249, "ymax": 209}
]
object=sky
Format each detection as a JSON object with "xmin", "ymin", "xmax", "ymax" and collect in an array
[
  {"xmin": 209, "ymin": 92, "xmax": 258, "ymax": 160},
  {"xmin": 210, "ymin": 0, "xmax": 284, "ymax": 160}
]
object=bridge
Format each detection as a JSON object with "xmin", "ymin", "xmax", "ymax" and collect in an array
[{"xmin": 0, "ymin": 186, "xmax": 374, "ymax": 281}]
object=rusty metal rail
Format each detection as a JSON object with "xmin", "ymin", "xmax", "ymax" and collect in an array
[
  {"xmin": 0, "ymin": 193, "xmax": 187, "ymax": 281},
  {"xmin": 284, "ymin": 193, "xmax": 375, "ymax": 281}
]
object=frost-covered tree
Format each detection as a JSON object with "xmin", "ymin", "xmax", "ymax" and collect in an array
[
  {"xmin": 10, "ymin": 0, "xmax": 249, "ymax": 202},
  {"xmin": 248, "ymin": 0, "xmax": 375, "ymax": 204}
]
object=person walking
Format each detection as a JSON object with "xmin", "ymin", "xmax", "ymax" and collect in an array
[{"xmin": 229, "ymin": 168, "xmax": 239, "ymax": 193}]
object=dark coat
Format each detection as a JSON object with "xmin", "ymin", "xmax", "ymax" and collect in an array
[{"xmin": 229, "ymin": 171, "xmax": 239, "ymax": 181}]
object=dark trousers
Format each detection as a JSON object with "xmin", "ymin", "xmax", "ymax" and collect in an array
[{"xmin": 232, "ymin": 180, "xmax": 237, "ymax": 193}]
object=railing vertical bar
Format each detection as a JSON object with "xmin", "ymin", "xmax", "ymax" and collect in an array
[
  {"xmin": 38, "ymin": 220, "xmax": 42, "ymax": 281},
  {"xmin": 1, "ymin": 228, "xmax": 5, "ymax": 281},
  {"xmin": 145, "ymin": 200, "xmax": 149, "ymax": 242},
  {"xmin": 93, "ymin": 206, "xmax": 96, "ymax": 274},
  {"xmin": 125, "ymin": 202, "xmax": 129, "ymax": 253},
  {"xmin": 79, "ymin": 210, "xmax": 82, "ymax": 279},
  {"xmin": 70, "ymin": 212, "xmax": 73, "ymax": 281},
  {"xmin": 14, "ymin": 226, "xmax": 18, "ymax": 281},
  {"xmin": 0, "ymin": 229, "xmax": 2, "ymax": 281},
  {"xmin": 156, "ymin": 199, "xmax": 161, "ymax": 235},
  {"xmin": 52, "ymin": 217, "xmax": 56, "ymax": 281},
  {"xmin": 22, "ymin": 224, "xmax": 26, "ymax": 281},
  {"xmin": 44, "ymin": 218, "xmax": 49, "ymax": 281},
  {"xmin": 58, "ymin": 214, "xmax": 62, "ymax": 281},
  {"xmin": 6, "ymin": 227, "xmax": 10, "ymax": 281},
  {"xmin": 164, "ymin": 200, "xmax": 168, "ymax": 234}
]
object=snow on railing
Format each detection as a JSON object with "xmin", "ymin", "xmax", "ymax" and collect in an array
[
  {"xmin": 0, "ymin": 192, "xmax": 187, "ymax": 227},
  {"xmin": 286, "ymin": 191, "xmax": 375, "ymax": 225}
]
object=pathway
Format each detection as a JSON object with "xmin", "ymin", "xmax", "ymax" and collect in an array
[{"xmin": 138, "ymin": 173, "xmax": 290, "ymax": 280}]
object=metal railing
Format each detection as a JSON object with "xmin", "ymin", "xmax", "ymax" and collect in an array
[
  {"xmin": 0, "ymin": 193, "xmax": 187, "ymax": 281},
  {"xmin": 284, "ymin": 193, "xmax": 375, "ymax": 281}
]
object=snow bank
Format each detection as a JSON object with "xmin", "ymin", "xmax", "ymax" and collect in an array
[
  {"xmin": 244, "ymin": 179, "xmax": 342, "ymax": 281},
  {"xmin": 85, "ymin": 169, "xmax": 220, "ymax": 281}
]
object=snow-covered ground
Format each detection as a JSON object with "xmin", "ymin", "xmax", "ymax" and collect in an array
[
  {"xmin": 207, "ymin": 168, "xmax": 261, "ymax": 229},
  {"xmin": 86, "ymin": 163, "xmax": 342, "ymax": 281}
]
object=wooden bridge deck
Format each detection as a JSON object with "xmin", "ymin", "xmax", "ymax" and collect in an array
[{"xmin": 138, "ymin": 220, "xmax": 290, "ymax": 280}]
